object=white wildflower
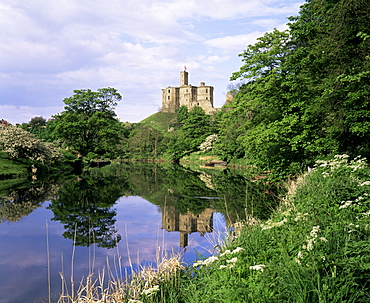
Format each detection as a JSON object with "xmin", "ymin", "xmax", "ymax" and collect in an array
[
  {"xmin": 307, "ymin": 238, "xmax": 315, "ymax": 251},
  {"xmin": 226, "ymin": 257, "xmax": 238, "ymax": 264},
  {"xmin": 360, "ymin": 181, "xmax": 370, "ymax": 186},
  {"xmin": 249, "ymin": 264, "xmax": 266, "ymax": 271},
  {"xmin": 202, "ymin": 255, "xmax": 219, "ymax": 266},
  {"xmin": 199, "ymin": 134, "xmax": 218, "ymax": 152},
  {"xmin": 319, "ymin": 237, "xmax": 328, "ymax": 242},
  {"xmin": 142, "ymin": 285, "xmax": 159, "ymax": 296},
  {"xmin": 231, "ymin": 247, "xmax": 245, "ymax": 254},
  {"xmin": 192, "ymin": 260, "xmax": 204, "ymax": 267},
  {"xmin": 220, "ymin": 250, "xmax": 231, "ymax": 257},
  {"xmin": 261, "ymin": 218, "xmax": 287, "ymax": 230},
  {"xmin": 339, "ymin": 200, "xmax": 352, "ymax": 209},
  {"xmin": 310, "ymin": 226, "xmax": 320, "ymax": 238}
]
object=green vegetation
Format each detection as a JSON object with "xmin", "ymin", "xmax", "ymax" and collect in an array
[
  {"xmin": 1, "ymin": 0, "xmax": 369, "ymax": 301},
  {"xmin": 215, "ymin": 0, "xmax": 370, "ymax": 178},
  {"xmin": 0, "ymin": 151, "xmax": 28, "ymax": 179},
  {"xmin": 50, "ymin": 87, "xmax": 129, "ymax": 159},
  {"xmin": 168, "ymin": 155, "xmax": 370, "ymax": 303},
  {"xmin": 56, "ymin": 154, "xmax": 370, "ymax": 303}
]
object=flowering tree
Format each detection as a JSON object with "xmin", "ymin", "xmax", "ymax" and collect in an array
[
  {"xmin": 0, "ymin": 125, "xmax": 61, "ymax": 163},
  {"xmin": 199, "ymin": 134, "xmax": 218, "ymax": 152}
]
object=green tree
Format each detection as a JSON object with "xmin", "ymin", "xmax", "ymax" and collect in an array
[
  {"xmin": 219, "ymin": 0, "xmax": 370, "ymax": 177},
  {"xmin": 128, "ymin": 125, "xmax": 164, "ymax": 159},
  {"xmin": 49, "ymin": 88, "xmax": 125, "ymax": 158},
  {"xmin": 166, "ymin": 106, "xmax": 215, "ymax": 160}
]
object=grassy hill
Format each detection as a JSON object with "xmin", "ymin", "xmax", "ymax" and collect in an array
[{"xmin": 139, "ymin": 112, "xmax": 177, "ymax": 133}]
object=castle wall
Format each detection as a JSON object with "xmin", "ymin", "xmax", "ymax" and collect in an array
[{"xmin": 161, "ymin": 70, "xmax": 216, "ymax": 114}]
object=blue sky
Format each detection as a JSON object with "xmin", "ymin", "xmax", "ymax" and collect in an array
[{"xmin": 0, "ymin": 0, "xmax": 304, "ymax": 124}]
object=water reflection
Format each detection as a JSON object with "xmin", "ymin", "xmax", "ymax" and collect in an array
[
  {"xmin": 0, "ymin": 163, "xmax": 280, "ymax": 302},
  {"xmin": 0, "ymin": 178, "xmax": 60, "ymax": 223},
  {"xmin": 47, "ymin": 176, "xmax": 122, "ymax": 248}
]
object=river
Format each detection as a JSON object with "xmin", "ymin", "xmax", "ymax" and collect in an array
[{"xmin": 0, "ymin": 163, "xmax": 279, "ymax": 303}]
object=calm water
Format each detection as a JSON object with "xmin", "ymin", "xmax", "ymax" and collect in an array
[{"xmin": 0, "ymin": 163, "xmax": 278, "ymax": 303}]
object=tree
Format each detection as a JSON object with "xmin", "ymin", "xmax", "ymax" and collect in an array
[
  {"xmin": 49, "ymin": 88, "xmax": 124, "ymax": 158},
  {"xmin": 0, "ymin": 124, "xmax": 61, "ymax": 164},
  {"xmin": 166, "ymin": 106, "xmax": 215, "ymax": 160},
  {"xmin": 218, "ymin": 0, "xmax": 370, "ymax": 176},
  {"xmin": 128, "ymin": 125, "xmax": 164, "ymax": 159},
  {"xmin": 29, "ymin": 116, "xmax": 46, "ymax": 128}
]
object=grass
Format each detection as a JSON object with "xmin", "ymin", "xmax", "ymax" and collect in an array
[
  {"xmin": 139, "ymin": 112, "xmax": 177, "ymax": 133},
  {"xmin": 0, "ymin": 151, "xmax": 29, "ymax": 178},
  {"xmin": 57, "ymin": 154, "xmax": 370, "ymax": 302}
]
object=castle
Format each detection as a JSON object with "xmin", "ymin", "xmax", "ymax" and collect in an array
[{"xmin": 161, "ymin": 70, "xmax": 217, "ymax": 114}]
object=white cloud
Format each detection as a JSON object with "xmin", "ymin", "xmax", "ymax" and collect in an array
[
  {"xmin": 0, "ymin": 0, "xmax": 304, "ymax": 123},
  {"xmin": 205, "ymin": 31, "xmax": 264, "ymax": 53}
]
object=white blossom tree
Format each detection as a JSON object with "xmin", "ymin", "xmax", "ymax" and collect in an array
[
  {"xmin": 0, "ymin": 125, "xmax": 61, "ymax": 163},
  {"xmin": 199, "ymin": 134, "xmax": 218, "ymax": 152}
]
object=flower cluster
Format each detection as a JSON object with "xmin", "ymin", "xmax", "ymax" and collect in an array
[
  {"xmin": 199, "ymin": 172, "xmax": 215, "ymax": 190},
  {"xmin": 261, "ymin": 218, "xmax": 287, "ymax": 230},
  {"xmin": 192, "ymin": 247, "xmax": 245, "ymax": 270},
  {"xmin": 0, "ymin": 124, "xmax": 61, "ymax": 163},
  {"xmin": 315, "ymin": 154, "xmax": 367, "ymax": 177},
  {"xmin": 199, "ymin": 134, "xmax": 218, "ymax": 152},
  {"xmin": 142, "ymin": 285, "xmax": 159, "ymax": 297},
  {"xmin": 249, "ymin": 264, "xmax": 266, "ymax": 272}
]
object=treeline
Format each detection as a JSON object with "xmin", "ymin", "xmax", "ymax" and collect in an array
[{"xmin": 2, "ymin": 0, "xmax": 369, "ymax": 178}]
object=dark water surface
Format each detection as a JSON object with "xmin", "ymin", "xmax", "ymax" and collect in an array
[{"xmin": 0, "ymin": 163, "xmax": 279, "ymax": 303}]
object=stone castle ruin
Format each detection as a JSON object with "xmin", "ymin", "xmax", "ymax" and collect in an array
[{"xmin": 161, "ymin": 70, "xmax": 217, "ymax": 114}]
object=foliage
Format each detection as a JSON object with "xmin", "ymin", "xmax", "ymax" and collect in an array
[
  {"xmin": 152, "ymin": 154, "xmax": 370, "ymax": 302},
  {"xmin": 199, "ymin": 134, "xmax": 218, "ymax": 152},
  {"xmin": 128, "ymin": 125, "xmax": 165, "ymax": 159},
  {"xmin": 49, "ymin": 88, "xmax": 127, "ymax": 158},
  {"xmin": 0, "ymin": 124, "xmax": 61, "ymax": 164},
  {"xmin": 216, "ymin": 0, "xmax": 370, "ymax": 177},
  {"xmin": 21, "ymin": 116, "xmax": 54, "ymax": 141},
  {"xmin": 166, "ymin": 106, "xmax": 216, "ymax": 160},
  {"xmin": 0, "ymin": 151, "xmax": 28, "ymax": 178}
]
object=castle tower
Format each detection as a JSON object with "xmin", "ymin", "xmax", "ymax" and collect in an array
[
  {"xmin": 180, "ymin": 70, "xmax": 188, "ymax": 86},
  {"xmin": 161, "ymin": 70, "xmax": 216, "ymax": 114}
]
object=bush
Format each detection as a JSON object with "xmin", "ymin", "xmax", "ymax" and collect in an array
[{"xmin": 0, "ymin": 125, "xmax": 61, "ymax": 164}]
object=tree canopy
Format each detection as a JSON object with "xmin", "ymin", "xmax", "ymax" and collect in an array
[
  {"xmin": 215, "ymin": 0, "xmax": 370, "ymax": 177},
  {"xmin": 50, "ymin": 88, "xmax": 126, "ymax": 158}
]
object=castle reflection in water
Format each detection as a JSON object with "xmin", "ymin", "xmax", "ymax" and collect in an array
[{"xmin": 161, "ymin": 205, "xmax": 215, "ymax": 247}]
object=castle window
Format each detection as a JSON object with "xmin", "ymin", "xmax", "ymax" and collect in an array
[
  {"xmin": 206, "ymin": 89, "xmax": 208, "ymax": 93},
  {"xmin": 168, "ymin": 89, "xmax": 170, "ymax": 93},
  {"xmin": 168, "ymin": 96, "xmax": 170, "ymax": 100}
]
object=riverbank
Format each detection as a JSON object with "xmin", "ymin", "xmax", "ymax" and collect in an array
[{"xmin": 58, "ymin": 154, "xmax": 370, "ymax": 302}]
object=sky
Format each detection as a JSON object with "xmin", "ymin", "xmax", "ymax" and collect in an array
[{"xmin": 0, "ymin": 0, "xmax": 305, "ymax": 124}]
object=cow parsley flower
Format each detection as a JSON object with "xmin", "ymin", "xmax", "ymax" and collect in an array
[{"xmin": 249, "ymin": 264, "xmax": 266, "ymax": 271}]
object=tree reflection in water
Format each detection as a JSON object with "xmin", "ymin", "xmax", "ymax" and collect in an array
[{"xmin": 1, "ymin": 163, "xmax": 281, "ymax": 249}]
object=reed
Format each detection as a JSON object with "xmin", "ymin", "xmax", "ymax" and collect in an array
[{"xmin": 58, "ymin": 247, "xmax": 184, "ymax": 303}]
